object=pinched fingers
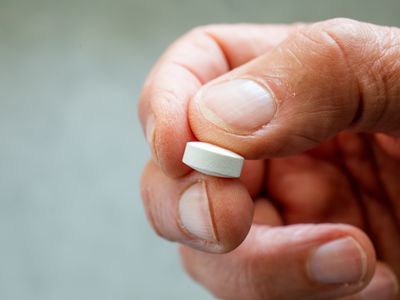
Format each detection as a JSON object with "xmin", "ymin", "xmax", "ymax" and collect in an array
[
  {"xmin": 140, "ymin": 160, "xmax": 254, "ymax": 253},
  {"xmin": 138, "ymin": 24, "xmax": 295, "ymax": 177}
]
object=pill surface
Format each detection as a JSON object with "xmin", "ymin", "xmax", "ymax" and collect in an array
[{"xmin": 182, "ymin": 142, "xmax": 244, "ymax": 178}]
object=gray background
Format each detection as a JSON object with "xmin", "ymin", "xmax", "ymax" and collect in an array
[{"xmin": 1, "ymin": 0, "xmax": 399, "ymax": 299}]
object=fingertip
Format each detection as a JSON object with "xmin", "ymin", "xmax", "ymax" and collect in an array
[
  {"xmin": 140, "ymin": 93, "xmax": 194, "ymax": 178},
  {"xmin": 152, "ymin": 115, "xmax": 193, "ymax": 178},
  {"xmin": 345, "ymin": 225, "xmax": 377, "ymax": 285},
  {"xmin": 138, "ymin": 56, "xmax": 202, "ymax": 178},
  {"xmin": 177, "ymin": 176, "xmax": 254, "ymax": 253},
  {"xmin": 188, "ymin": 84, "xmax": 275, "ymax": 159},
  {"xmin": 204, "ymin": 178, "xmax": 254, "ymax": 252},
  {"xmin": 360, "ymin": 262, "xmax": 399, "ymax": 300},
  {"xmin": 253, "ymin": 198, "xmax": 283, "ymax": 226},
  {"xmin": 141, "ymin": 160, "xmax": 254, "ymax": 253},
  {"xmin": 305, "ymin": 223, "xmax": 377, "ymax": 288},
  {"xmin": 240, "ymin": 160, "xmax": 265, "ymax": 197}
]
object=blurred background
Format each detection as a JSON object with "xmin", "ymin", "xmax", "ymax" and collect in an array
[{"xmin": 1, "ymin": 0, "xmax": 399, "ymax": 299}]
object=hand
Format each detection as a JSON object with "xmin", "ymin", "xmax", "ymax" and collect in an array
[{"xmin": 138, "ymin": 18, "xmax": 400, "ymax": 300}]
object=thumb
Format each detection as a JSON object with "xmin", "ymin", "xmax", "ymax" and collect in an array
[{"xmin": 189, "ymin": 18, "xmax": 400, "ymax": 158}]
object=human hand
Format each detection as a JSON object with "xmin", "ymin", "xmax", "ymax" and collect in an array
[{"xmin": 139, "ymin": 18, "xmax": 400, "ymax": 299}]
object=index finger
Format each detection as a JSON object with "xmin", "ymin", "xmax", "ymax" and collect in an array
[{"xmin": 138, "ymin": 24, "xmax": 295, "ymax": 177}]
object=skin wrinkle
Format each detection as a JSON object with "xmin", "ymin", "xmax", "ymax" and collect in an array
[
  {"xmin": 287, "ymin": 107, "xmax": 349, "ymax": 143},
  {"xmin": 356, "ymin": 51, "xmax": 390, "ymax": 132},
  {"xmin": 203, "ymin": 29, "xmax": 234, "ymax": 71},
  {"xmin": 141, "ymin": 187, "xmax": 165, "ymax": 239},
  {"xmin": 148, "ymin": 75, "xmax": 194, "ymax": 176},
  {"xmin": 285, "ymin": 46, "xmax": 304, "ymax": 68},
  {"xmin": 375, "ymin": 138, "xmax": 400, "ymax": 215},
  {"xmin": 265, "ymin": 133, "xmax": 400, "ymax": 292},
  {"xmin": 170, "ymin": 60, "xmax": 206, "ymax": 85},
  {"xmin": 335, "ymin": 136, "xmax": 378, "ymax": 256},
  {"xmin": 168, "ymin": 30, "xmax": 228, "ymax": 84},
  {"xmin": 336, "ymin": 134, "xmax": 400, "ymax": 263},
  {"xmin": 364, "ymin": 136, "xmax": 400, "ymax": 231},
  {"xmin": 376, "ymin": 74, "xmax": 392, "ymax": 132},
  {"xmin": 372, "ymin": 30, "xmax": 400, "ymax": 131},
  {"xmin": 325, "ymin": 23, "xmax": 400, "ymax": 133},
  {"xmin": 140, "ymin": 19, "xmax": 400, "ymax": 299},
  {"xmin": 318, "ymin": 29, "xmax": 362, "ymax": 127},
  {"xmin": 290, "ymin": 132, "xmax": 323, "ymax": 147}
]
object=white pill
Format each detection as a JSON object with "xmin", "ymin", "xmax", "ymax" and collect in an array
[{"xmin": 182, "ymin": 142, "xmax": 244, "ymax": 178}]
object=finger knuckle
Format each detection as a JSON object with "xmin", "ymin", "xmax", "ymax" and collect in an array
[
  {"xmin": 319, "ymin": 19, "xmax": 400, "ymax": 131},
  {"xmin": 300, "ymin": 18, "xmax": 400, "ymax": 131},
  {"xmin": 187, "ymin": 24, "xmax": 224, "ymax": 36}
]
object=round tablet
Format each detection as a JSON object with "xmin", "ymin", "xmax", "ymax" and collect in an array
[{"xmin": 182, "ymin": 142, "xmax": 244, "ymax": 178}]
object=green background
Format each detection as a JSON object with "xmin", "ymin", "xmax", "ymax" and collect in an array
[{"xmin": 1, "ymin": 0, "xmax": 399, "ymax": 299}]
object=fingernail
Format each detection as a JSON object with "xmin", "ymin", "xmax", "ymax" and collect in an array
[
  {"xmin": 196, "ymin": 79, "xmax": 276, "ymax": 133},
  {"xmin": 360, "ymin": 266, "xmax": 398, "ymax": 300},
  {"xmin": 145, "ymin": 114, "xmax": 157, "ymax": 160},
  {"xmin": 178, "ymin": 181, "xmax": 216, "ymax": 242},
  {"xmin": 308, "ymin": 237, "xmax": 367, "ymax": 284}
]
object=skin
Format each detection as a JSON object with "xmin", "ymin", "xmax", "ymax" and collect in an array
[{"xmin": 138, "ymin": 19, "xmax": 400, "ymax": 299}]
